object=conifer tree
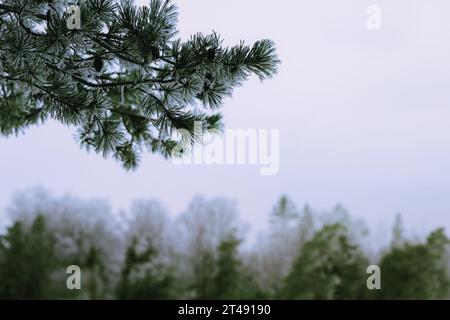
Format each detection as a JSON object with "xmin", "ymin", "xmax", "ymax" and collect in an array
[
  {"xmin": 213, "ymin": 233, "xmax": 263, "ymax": 299},
  {"xmin": 0, "ymin": 0, "xmax": 279, "ymax": 168},
  {"xmin": 380, "ymin": 228, "xmax": 450, "ymax": 299},
  {"xmin": 279, "ymin": 224, "xmax": 369, "ymax": 300},
  {"xmin": 0, "ymin": 216, "xmax": 57, "ymax": 299}
]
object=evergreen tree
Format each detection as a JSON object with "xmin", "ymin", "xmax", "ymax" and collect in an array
[
  {"xmin": 191, "ymin": 250, "xmax": 216, "ymax": 299},
  {"xmin": 213, "ymin": 234, "xmax": 241, "ymax": 299},
  {"xmin": 0, "ymin": 215, "xmax": 56, "ymax": 299},
  {"xmin": 380, "ymin": 228, "xmax": 450, "ymax": 299},
  {"xmin": 117, "ymin": 237, "xmax": 175, "ymax": 299},
  {"xmin": 0, "ymin": 0, "xmax": 279, "ymax": 169},
  {"xmin": 212, "ymin": 233, "xmax": 263, "ymax": 299},
  {"xmin": 270, "ymin": 195, "xmax": 299, "ymax": 221},
  {"xmin": 2, "ymin": 190, "xmax": 449, "ymax": 300},
  {"xmin": 279, "ymin": 224, "xmax": 369, "ymax": 300}
]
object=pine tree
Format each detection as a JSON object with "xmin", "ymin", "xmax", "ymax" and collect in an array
[
  {"xmin": 0, "ymin": 0, "xmax": 280, "ymax": 169},
  {"xmin": 213, "ymin": 234, "xmax": 241, "ymax": 298},
  {"xmin": 380, "ymin": 228, "xmax": 450, "ymax": 299},
  {"xmin": 279, "ymin": 224, "xmax": 369, "ymax": 300},
  {"xmin": 212, "ymin": 233, "xmax": 263, "ymax": 299},
  {"xmin": 0, "ymin": 216, "xmax": 57, "ymax": 299}
]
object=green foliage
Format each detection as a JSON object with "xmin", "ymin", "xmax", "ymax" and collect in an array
[
  {"xmin": 213, "ymin": 234, "xmax": 242, "ymax": 299},
  {"xmin": 0, "ymin": 0, "xmax": 280, "ymax": 169},
  {"xmin": 279, "ymin": 224, "xmax": 369, "ymax": 300},
  {"xmin": 0, "ymin": 215, "xmax": 56, "ymax": 299},
  {"xmin": 191, "ymin": 250, "xmax": 217, "ymax": 299},
  {"xmin": 117, "ymin": 238, "xmax": 175, "ymax": 299},
  {"xmin": 211, "ymin": 233, "xmax": 263, "ymax": 299},
  {"xmin": 379, "ymin": 228, "xmax": 450, "ymax": 299},
  {"xmin": 0, "ymin": 192, "xmax": 449, "ymax": 300}
]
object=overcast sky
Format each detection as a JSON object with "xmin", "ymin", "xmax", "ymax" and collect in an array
[{"xmin": 1, "ymin": 0, "xmax": 449, "ymax": 237}]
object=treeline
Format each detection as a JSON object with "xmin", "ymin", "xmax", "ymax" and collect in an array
[{"xmin": 0, "ymin": 189, "xmax": 449, "ymax": 300}]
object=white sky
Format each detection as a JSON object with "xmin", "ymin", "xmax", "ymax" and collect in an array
[{"xmin": 1, "ymin": 0, "xmax": 450, "ymax": 238}]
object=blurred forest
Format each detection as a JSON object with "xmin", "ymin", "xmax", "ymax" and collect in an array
[{"xmin": 0, "ymin": 188, "xmax": 449, "ymax": 300}]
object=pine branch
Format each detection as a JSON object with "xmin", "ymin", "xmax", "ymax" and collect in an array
[{"xmin": 0, "ymin": 0, "xmax": 280, "ymax": 169}]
